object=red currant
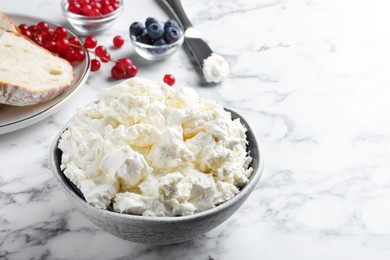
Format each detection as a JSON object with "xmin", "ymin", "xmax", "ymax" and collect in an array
[
  {"xmin": 91, "ymin": 59, "xmax": 101, "ymax": 71},
  {"xmin": 89, "ymin": 8, "xmax": 100, "ymax": 16},
  {"xmin": 82, "ymin": 4, "xmax": 93, "ymax": 15},
  {"xmin": 74, "ymin": 50, "xmax": 86, "ymax": 61},
  {"xmin": 54, "ymin": 27, "xmax": 68, "ymax": 39},
  {"xmin": 44, "ymin": 41, "xmax": 57, "ymax": 53},
  {"xmin": 28, "ymin": 25, "xmax": 38, "ymax": 33},
  {"xmin": 102, "ymin": 5, "xmax": 114, "ymax": 15},
  {"xmin": 101, "ymin": 0, "xmax": 110, "ymax": 6},
  {"xmin": 56, "ymin": 38, "xmax": 70, "ymax": 54},
  {"xmin": 85, "ymin": 35, "xmax": 97, "ymax": 49},
  {"xmin": 95, "ymin": 45, "xmax": 107, "ymax": 57},
  {"xmin": 91, "ymin": 2, "xmax": 102, "ymax": 11},
  {"xmin": 100, "ymin": 52, "xmax": 111, "ymax": 63},
  {"xmin": 112, "ymin": 2, "xmax": 120, "ymax": 9},
  {"xmin": 111, "ymin": 65, "xmax": 124, "ymax": 79},
  {"xmin": 68, "ymin": 36, "xmax": 82, "ymax": 47},
  {"xmin": 18, "ymin": 24, "xmax": 28, "ymax": 33},
  {"xmin": 32, "ymin": 36, "xmax": 42, "ymax": 46},
  {"xmin": 68, "ymin": 3, "xmax": 81, "ymax": 14},
  {"xmin": 41, "ymin": 30, "xmax": 53, "ymax": 44},
  {"xmin": 22, "ymin": 30, "xmax": 33, "ymax": 40},
  {"xmin": 65, "ymin": 49, "xmax": 76, "ymax": 62},
  {"xmin": 125, "ymin": 64, "xmax": 138, "ymax": 78},
  {"xmin": 79, "ymin": 0, "xmax": 90, "ymax": 5},
  {"xmin": 116, "ymin": 58, "xmax": 132, "ymax": 70},
  {"xmin": 37, "ymin": 22, "xmax": 50, "ymax": 32},
  {"xmin": 163, "ymin": 74, "xmax": 175, "ymax": 86},
  {"xmin": 113, "ymin": 35, "xmax": 124, "ymax": 48}
]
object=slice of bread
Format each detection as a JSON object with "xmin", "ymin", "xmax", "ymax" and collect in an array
[{"xmin": 0, "ymin": 14, "xmax": 74, "ymax": 106}]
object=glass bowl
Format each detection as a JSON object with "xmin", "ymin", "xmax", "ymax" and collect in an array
[
  {"xmin": 129, "ymin": 33, "xmax": 184, "ymax": 60},
  {"xmin": 61, "ymin": 0, "xmax": 123, "ymax": 35}
]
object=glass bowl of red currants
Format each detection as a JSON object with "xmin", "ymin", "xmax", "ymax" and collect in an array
[
  {"xmin": 61, "ymin": 0, "xmax": 123, "ymax": 35},
  {"xmin": 129, "ymin": 17, "xmax": 184, "ymax": 60}
]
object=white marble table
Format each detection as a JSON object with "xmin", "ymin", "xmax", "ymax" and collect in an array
[{"xmin": 2, "ymin": 0, "xmax": 390, "ymax": 259}]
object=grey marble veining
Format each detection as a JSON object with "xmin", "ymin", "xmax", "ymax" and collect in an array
[{"xmin": 2, "ymin": 0, "xmax": 390, "ymax": 259}]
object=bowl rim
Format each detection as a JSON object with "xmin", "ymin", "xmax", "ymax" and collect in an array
[
  {"xmin": 129, "ymin": 33, "xmax": 184, "ymax": 50},
  {"xmin": 61, "ymin": 0, "xmax": 124, "ymax": 21},
  {"xmin": 50, "ymin": 107, "xmax": 264, "ymax": 223}
]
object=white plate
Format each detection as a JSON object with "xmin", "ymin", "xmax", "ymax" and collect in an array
[{"xmin": 0, "ymin": 13, "xmax": 90, "ymax": 135}]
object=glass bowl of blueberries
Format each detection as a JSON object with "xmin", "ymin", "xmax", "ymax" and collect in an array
[
  {"xmin": 129, "ymin": 17, "xmax": 184, "ymax": 60},
  {"xmin": 61, "ymin": 0, "xmax": 124, "ymax": 35}
]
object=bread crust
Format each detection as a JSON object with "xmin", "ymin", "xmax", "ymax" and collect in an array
[
  {"xmin": 0, "ymin": 81, "xmax": 71, "ymax": 106},
  {"xmin": 0, "ymin": 22, "xmax": 75, "ymax": 106},
  {"xmin": 0, "ymin": 13, "xmax": 19, "ymax": 33}
]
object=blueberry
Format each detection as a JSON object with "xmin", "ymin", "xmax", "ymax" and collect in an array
[
  {"xmin": 151, "ymin": 38, "xmax": 168, "ymax": 54},
  {"xmin": 153, "ymin": 38, "xmax": 167, "ymax": 46},
  {"xmin": 145, "ymin": 17, "xmax": 159, "ymax": 27},
  {"xmin": 147, "ymin": 22, "xmax": 164, "ymax": 40},
  {"xmin": 129, "ymin": 22, "xmax": 145, "ymax": 37},
  {"xmin": 164, "ymin": 26, "xmax": 182, "ymax": 43},
  {"xmin": 164, "ymin": 19, "xmax": 180, "ymax": 30},
  {"xmin": 136, "ymin": 29, "xmax": 153, "ymax": 45}
]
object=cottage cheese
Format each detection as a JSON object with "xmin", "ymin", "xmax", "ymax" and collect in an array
[
  {"xmin": 202, "ymin": 53, "xmax": 230, "ymax": 83},
  {"xmin": 59, "ymin": 77, "xmax": 252, "ymax": 217}
]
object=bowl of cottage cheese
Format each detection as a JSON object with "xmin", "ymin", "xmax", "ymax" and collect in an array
[{"xmin": 50, "ymin": 77, "xmax": 263, "ymax": 244}]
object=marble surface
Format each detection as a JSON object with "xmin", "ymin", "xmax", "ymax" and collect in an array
[{"xmin": 1, "ymin": 0, "xmax": 390, "ymax": 259}]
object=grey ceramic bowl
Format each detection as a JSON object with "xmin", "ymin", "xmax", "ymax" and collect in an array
[{"xmin": 50, "ymin": 108, "xmax": 263, "ymax": 245}]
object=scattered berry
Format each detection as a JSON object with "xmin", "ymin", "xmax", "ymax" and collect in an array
[
  {"xmin": 100, "ymin": 52, "xmax": 111, "ymax": 63},
  {"xmin": 85, "ymin": 35, "xmax": 97, "ymax": 49},
  {"xmin": 113, "ymin": 35, "xmax": 124, "ymax": 48},
  {"xmin": 116, "ymin": 58, "xmax": 132, "ymax": 70},
  {"xmin": 95, "ymin": 45, "xmax": 107, "ymax": 57},
  {"xmin": 90, "ymin": 59, "xmax": 101, "ymax": 71},
  {"xmin": 111, "ymin": 64, "xmax": 124, "ymax": 79},
  {"xmin": 125, "ymin": 64, "xmax": 138, "ymax": 77},
  {"xmin": 163, "ymin": 74, "xmax": 175, "ymax": 86}
]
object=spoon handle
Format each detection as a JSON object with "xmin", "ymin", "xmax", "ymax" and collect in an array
[{"xmin": 159, "ymin": 0, "xmax": 193, "ymax": 29}]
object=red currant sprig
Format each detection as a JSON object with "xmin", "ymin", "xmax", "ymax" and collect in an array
[
  {"xmin": 18, "ymin": 23, "xmax": 86, "ymax": 63},
  {"xmin": 17, "ymin": 22, "xmax": 136, "ymax": 80},
  {"xmin": 74, "ymin": 36, "xmax": 137, "ymax": 79}
]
